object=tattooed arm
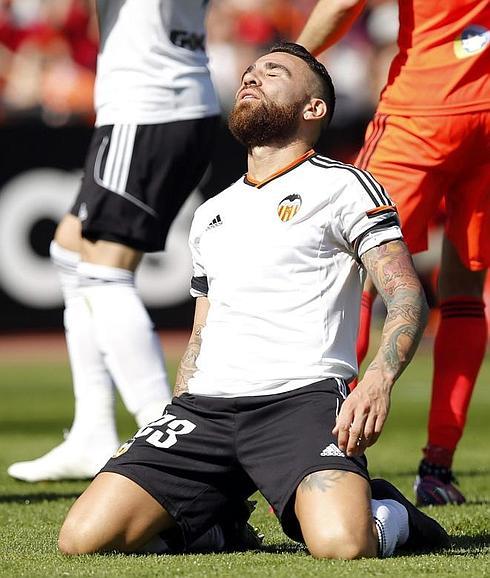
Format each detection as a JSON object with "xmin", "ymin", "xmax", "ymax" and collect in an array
[
  {"xmin": 333, "ymin": 240, "xmax": 428, "ymax": 456},
  {"xmin": 173, "ymin": 296, "xmax": 210, "ymax": 397}
]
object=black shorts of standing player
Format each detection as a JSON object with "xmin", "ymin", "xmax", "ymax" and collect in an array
[
  {"xmin": 71, "ymin": 115, "xmax": 220, "ymax": 252},
  {"xmin": 101, "ymin": 378, "xmax": 369, "ymax": 548}
]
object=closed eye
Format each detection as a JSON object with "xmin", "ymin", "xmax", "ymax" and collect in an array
[{"xmin": 265, "ymin": 62, "xmax": 291, "ymax": 77}]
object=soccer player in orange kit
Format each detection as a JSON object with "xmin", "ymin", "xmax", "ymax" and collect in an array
[{"xmin": 297, "ymin": 0, "xmax": 490, "ymax": 505}]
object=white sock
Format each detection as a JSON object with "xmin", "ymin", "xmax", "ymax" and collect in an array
[
  {"xmin": 50, "ymin": 242, "xmax": 118, "ymax": 447},
  {"xmin": 371, "ymin": 498, "xmax": 409, "ymax": 558},
  {"xmin": 78, "ymin": 261, "xmax": 171, "ymax": 426}
]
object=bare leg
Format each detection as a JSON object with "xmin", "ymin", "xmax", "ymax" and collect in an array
[
  {"xmin": 59, "ymin": 472, "xmax": 176, "ymax": 554},
  {"xmin": 438, "ymin": 235, "xmax": 486, "ymax": 300},
  {"xmin": 295, "ymin": 470, "xmax": 378, "ymax": 559},
  {"xmin": 55, "ymin": 213, "xmax": 83, "ymax": 253},
  {"xmin": 80, "ymin": 238, "xmax": 143, "ymax": 272}
]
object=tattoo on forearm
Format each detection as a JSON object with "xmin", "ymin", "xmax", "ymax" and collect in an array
[
  {"xmin": 298, "ymin": 470, "xmax": 348, "ymax": 493},
  {"xmin": 174, "ymin": 325, "xmax": 204, "ymax": 397},
  {"xmin": 361, "ymin": 241, "xmax": 428, "ymax": 382}
]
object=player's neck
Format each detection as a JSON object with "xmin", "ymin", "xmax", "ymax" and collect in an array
[{"xmin": 247, "ymin": 141, "xmax": 313, "ymax": 183}]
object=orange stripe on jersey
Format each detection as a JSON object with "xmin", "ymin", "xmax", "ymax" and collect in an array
[
  {"xmin": 366, "ymin": 205, "xmax": 398, "ymax": 216},
  {"xmin": 246, "ymin": 149, "xmax": 316, "ymax": 188}
]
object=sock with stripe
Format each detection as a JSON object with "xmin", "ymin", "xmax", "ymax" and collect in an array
[
  {"xmin": 50, "ymin": 241, "xmax": 118, "ymax": 447},
  {"xmin": 78, "ymin": 261, "xmax": 171, "ymax": 426},
  {"xmin": 427, "ymin": 297, "xmax": 487, "ymax": 453},
  {"xmin": 371, "ymin": 498, "xmax": 409, "ymax": 557},
  {"xmin": 350, "ymin": 290, "xmax": 375, "ymax": 390}
]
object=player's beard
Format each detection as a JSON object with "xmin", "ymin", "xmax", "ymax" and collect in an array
[{"xmin": 228, "ymin": 94, "xmax": 304, "ymax": 148}]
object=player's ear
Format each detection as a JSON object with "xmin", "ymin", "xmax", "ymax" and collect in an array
[{"xmin": 303, "ymin": 98, "xmax": 327, "ymax": 122}]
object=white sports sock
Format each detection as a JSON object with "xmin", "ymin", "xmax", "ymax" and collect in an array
[
  {"xmin": 371, "ymin": 498, "xmax": 409, "ymax": 558},
  {"xmin": 78, "ymin": 261, "xmax": 171, "ymax": 426},
  {"xmin": 50, "ymin": 242, "xmax": 118, "ymax": 447}
]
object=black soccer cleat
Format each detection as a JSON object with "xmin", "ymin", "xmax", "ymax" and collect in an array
[
  {"xmin": 371, "ymin": 478, "xmax": 450, "ymax": 552},
  {"xmin": 220, "ymin": 499, "xmax": 264, "ymax": 552}
]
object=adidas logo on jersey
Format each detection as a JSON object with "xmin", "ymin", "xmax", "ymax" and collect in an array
[
  {"xmin": 320, "ymin": 443, "xmax": 345, "ymax": 457},
  {"xmin": 206, "ymin": 214, "xmax": 223, "ymax": 230}
]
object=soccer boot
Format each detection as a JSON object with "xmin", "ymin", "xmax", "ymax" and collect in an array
[
  {"xmin": 220, "ymin": 499, "xmax": 265, "ymax": 552},
  {"xmin": 177, "ymin": 500, "xmax": 264, "ymax": 554},
  {"xmin": 7, "ymin": 437, "xmax": 119, "ymax": 482},
  {"xmin": 371, "ymin": 478, "xmax": 450, "ymax": 552},
  {"xmin": 414, "ymin": 459, "xmax": 465, "ymax": 506},
  {"xmin": 414, "ymin": 445, "xmax": 465, "ymax": 506}
]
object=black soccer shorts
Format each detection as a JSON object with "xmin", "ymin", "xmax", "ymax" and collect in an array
[
  {"xmin": 70, "ymin": 116, "xmax": 219, "ymax": 252},
  {"xmin": 100, "ymin": 378, "xmax": 369, "ymax": 546}
]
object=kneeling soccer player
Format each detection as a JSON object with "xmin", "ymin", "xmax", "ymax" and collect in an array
[{"xmin": 59, "ymin": 43, "xmax": 449, "ymax": 559}]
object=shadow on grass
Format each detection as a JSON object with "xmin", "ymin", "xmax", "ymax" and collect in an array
[
  {"xmin": 0, "ymin": 492, "xmax": 80, "ymax": 504},
  {"xmin": 373, "ymin": 469, "xmax": 490, "ymax": 479},
  {"xmin": 259, "ymin": 542, "xmax": 305, "ymax": 554},
  {"xmin": 449, "ymin": 534, "xmax": 490, "ymax": 553}
]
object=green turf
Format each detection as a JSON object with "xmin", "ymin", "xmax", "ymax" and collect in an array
[{"xmin": 0, "ymin": 337, "xmax": 488, "ymax": 576}]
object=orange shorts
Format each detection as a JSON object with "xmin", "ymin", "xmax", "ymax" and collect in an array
[{"xmin": 356, "ymin": 111, "xmax": 490, "ymax": 271}]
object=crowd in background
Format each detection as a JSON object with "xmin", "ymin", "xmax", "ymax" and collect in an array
[
  {"xmin": 0, "ymin": 0, "xmax": 97, "ymax": 125},
  {"xmin": 0, "ymin": 0, "xmax": 399, "ymax": 127}
]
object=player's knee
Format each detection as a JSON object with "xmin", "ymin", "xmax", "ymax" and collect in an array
[
  {"xmin": 305, "ymin": 527, "xmax": 375, "ymax": 560},
  {"xmin": 58, "ymin": 520, "xmax": 92, "ymax": 555},
  {"xmin": 53, "ymin": 213, "xmax": 82, "ymax": 254},
  {"xmin": 58, "ymin": 515, "xmax": 112, "ymax": 555}
]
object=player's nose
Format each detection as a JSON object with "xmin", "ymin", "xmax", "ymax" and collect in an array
[{"xmin": 242, "ymin": 70, "xmax": 260, "ymax": 86}]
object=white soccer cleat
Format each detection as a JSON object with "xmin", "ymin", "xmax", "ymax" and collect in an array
[{"xmin": 7, "ymin": 438, "xmax": 119, "ymax": 482}]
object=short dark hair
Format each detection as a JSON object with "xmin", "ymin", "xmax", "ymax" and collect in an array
[{"xmin": 267, "ymin": 42, "xmax": 336, "ymax": 126}]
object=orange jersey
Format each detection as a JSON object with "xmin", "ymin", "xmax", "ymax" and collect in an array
[{"xmin": 378, "ymin": 0, "xmax": 490, "ymax": 115}]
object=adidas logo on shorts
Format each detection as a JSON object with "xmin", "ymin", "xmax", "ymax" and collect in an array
[
  {"xmin": 320, "ymin": 443, "xmax": 345, "ymax": 457},
  {"xmin": 78, "ymin": 202, "xmax": 88, "ymax": 222}
]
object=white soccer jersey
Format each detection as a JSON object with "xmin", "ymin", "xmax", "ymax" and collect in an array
[
  {"xmin": 94, "ymin": 0, "xmax": 219, "ymax": 126},
  {"xmin": 188, "ymin": 151, "xmax": 403, "ymax": 397}
]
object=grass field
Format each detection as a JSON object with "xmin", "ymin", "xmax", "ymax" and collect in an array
[{"xmin": 0, "ymin": 334, "xmax": 488, "ymax": 577}]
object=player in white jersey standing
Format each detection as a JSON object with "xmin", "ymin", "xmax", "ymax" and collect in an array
[
  {"xmin": 8, "ymin": 0, "xmax": 221, "ymax": 482},
  {"xmin": 58, "ymin": 43, "xmax": 448, "ymax": 559}
]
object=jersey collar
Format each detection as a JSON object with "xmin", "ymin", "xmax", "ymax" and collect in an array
[{"xmin": 244, "ymin": 149, "xmax": 316, "ymax": 189}]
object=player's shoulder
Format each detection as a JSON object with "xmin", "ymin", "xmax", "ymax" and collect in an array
[
  {"xmin": 308, "ymin": 153, "xmax": 371, "ymax": 182},
  {"xmin": 192, "ymin": 177, "xmax": 244, "ymax": 227},
  {"xmin": 307, "ymin": 153, "xmax": 393, "ymax": 209}
]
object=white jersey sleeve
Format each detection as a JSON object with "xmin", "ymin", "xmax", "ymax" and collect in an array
[
  {"xmin": 189, "ymin": 202, "xmax": 211, "ymax": 298},
  {"xmin": 326, "ymin": 164, "xmax": 403, "ymax": 260}
]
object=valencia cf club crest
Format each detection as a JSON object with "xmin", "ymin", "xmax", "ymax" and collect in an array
[
  {"xmin": 112, "ymin": 439, "xmax": 135, "ymax": 458},
  {"xmin": 277, "ymin": 194, "xmax": 302, "ymax": 222}
]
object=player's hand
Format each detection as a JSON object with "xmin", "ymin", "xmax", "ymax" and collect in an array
[{"xmin": 332, "ymin": 375, "xmax": 391, "ymax": 457}]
